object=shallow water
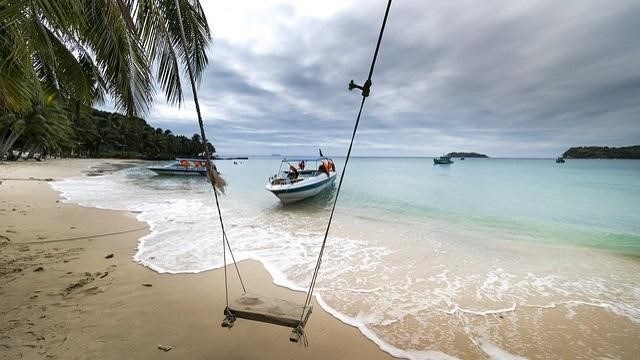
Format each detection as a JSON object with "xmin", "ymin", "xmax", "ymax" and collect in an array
[{"xmin": 52, "ymin": 157, "xmax": 640, "ymax": 359}]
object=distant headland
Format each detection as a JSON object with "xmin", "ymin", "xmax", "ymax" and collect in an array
[
  {"xmin": 446, "ymin": 152, "xmax": 489, "ymax": 158},
  {"xmin": 562, "ymin": 145, "xmax": 640, "ymax": 159}
]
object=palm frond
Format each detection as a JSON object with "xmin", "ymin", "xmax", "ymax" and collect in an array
[
  {"xmin": 0, "ymin": 16, "xmax": 38, "ymax": 113},
  {"xmin": 138, "ymin": 0, "xmax": 210, "ymax": 106},
  {"xmin": 137, "ymin": 0, "xmax": 184, "ymax": 105},
  {"xmin": 81, "ymin": 0, "xmax": 152, "ymax": 116}
]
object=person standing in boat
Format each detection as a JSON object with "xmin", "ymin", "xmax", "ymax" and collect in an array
[{"xmin": 288, "ymin": 165, "xmax": 299, "ymax": 180}]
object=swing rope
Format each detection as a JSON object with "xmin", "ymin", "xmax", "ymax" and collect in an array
[
  {"xmin": 300, "ymin": 0, "xmax": 393, "ymax": 319},
  {"xmin": 178, "ymin": 0, "xmax": 392, "ymax": 330},
  {"xmin": 214, "ymin": 188, "xmax": 247, "ymax": 310},
  {"xmin": 173, "ymin": 0, "xmax": 246, "ymax": 310}
]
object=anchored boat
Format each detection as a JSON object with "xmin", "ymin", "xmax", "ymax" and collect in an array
[
  {"xmin": 148, "ymin": 158, "xmax": 208, "ymax": 176},
  {"xmin": 266, "ymin": 157, "xmax": 337, "ymax": 203},
  {"xmin": 433, "ymin": 155, "xmax": 454, "ymax": 165}
]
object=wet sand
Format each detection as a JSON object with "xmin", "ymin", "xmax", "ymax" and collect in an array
[{"xmin": 0, "ymin": 159, "xmax": 395, "ymax": 360}]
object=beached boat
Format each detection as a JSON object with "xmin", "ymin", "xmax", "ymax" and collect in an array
[
  {"xmin": 266, "ymin": 157, "xmax": 337, "ymax": 203},
  {"xmin": 176, "ymin": 155, "xmax": 248, "ymax": 161},
  {"xmin": 148, "ymin": 159, "xmax": 208, "ymax": 176},
  {"xmin": 433, "ymin": 155, "xmax": 454, "ymax": 165},
  {"xmin": 556, "ymin": 157, "xmax": 565, "ymax": 163}
]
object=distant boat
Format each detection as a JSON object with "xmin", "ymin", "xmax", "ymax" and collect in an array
[
  {"xmin": 148, "ymin": 159, "xmax": 208, "ymax": 176},
  {"xmin": 177, "ymin": 155, "xmax": 248, "ymax": 161},
  {"xmin": 433, "ymin": 155, "xmax": 454, "ymax": 165},
  {"xmin": 266, "ymin": 157, "xmax": 337, "ymax": 203},
  {"xmin": 460, "ymin": 157, "xmax": 465, "ymax": 160},
  {"xmin": 556, "ymin": 157, "xmax": 565, "ymax": 163}
]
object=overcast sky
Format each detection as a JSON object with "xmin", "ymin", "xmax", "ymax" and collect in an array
[{"xmin": 141, "ymin": 0, "xmax": 640, "ymax": 157}]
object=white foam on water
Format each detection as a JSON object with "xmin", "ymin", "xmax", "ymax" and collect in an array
[
  {"xmin": 477, "ymin": 338, "xmax": 528, "ymax": 360},
  {"xmin": 315, "ymin": 294, "xmax": 462, "ymax": 360},
  {"xmin": 443, "ymin": 303, "xmax": 517, "ymax": 316},
  {"xmin": 50, "ymin": 167, "xmax": 640, "ymax": 359}
]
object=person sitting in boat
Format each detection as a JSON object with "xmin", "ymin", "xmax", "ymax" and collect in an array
[
  {"xmin": 298, "ymin": 160, "xmax": 305, "ymax": 170},
  {"xmin": 319, "ymin": 161, "xmax": 330, "ymax": 176},
  {"xmin": 288, "ymin": 165, "xmax": 299, "ymax": 180}
]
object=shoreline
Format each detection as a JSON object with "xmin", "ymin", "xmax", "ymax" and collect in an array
[
  {"xmin": 0, "ymin": 159, "xmax": 395, "ymax": 360},
  {"xmin": 4, "ymin": 158, "xmax": 639, "ymax": 359}
]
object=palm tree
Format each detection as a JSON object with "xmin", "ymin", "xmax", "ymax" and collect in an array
[
  {"xmin": 18, "ymin": 101, "xmax": 72, "ymax": 158},
  {"xmin": 1, "ymin": 0, "xmax": 214, "ymax": 161},
  {"xmin": 0, "ymin": 94, "xmax": 71, "ymax": 159},
  {"xmin": 171, "ymin": 0, "xmax": 225, "ymax": 191},
  {"xmin": 2, "ymin": 0, "xmax": 211, "ymax": 115}
]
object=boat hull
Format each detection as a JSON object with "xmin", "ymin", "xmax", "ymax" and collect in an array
[
  {"xmin": 433, "ymin": 159, "xmax": 454, "ymax": 164},
  {"xmin": 266, "ymin": 172, "xmax": 336, "ymax": 203},
  {"xmin": 148, "ymin": 167, "xmax": 207, "ymax": 176}
]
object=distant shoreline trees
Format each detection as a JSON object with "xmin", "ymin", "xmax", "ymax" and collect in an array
[
  {"xmin": 563, "ymin": 146, "xmax": 640, "ymax": 159},
  {"xmin": 446, "ymin": 152, "xmax": 489, "ymax": 158},
  {"xmin": 2, "ymin": 107, "xmax": 213, "ymax": 161}
]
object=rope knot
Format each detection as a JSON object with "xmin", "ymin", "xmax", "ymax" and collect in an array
[
  {"xmin": 291, "ymin": 325, "xmax": 309, "ymax": 346},
  {"xmin": 348, "ymin": 79, "xmax": 373, "ymax": 97}
]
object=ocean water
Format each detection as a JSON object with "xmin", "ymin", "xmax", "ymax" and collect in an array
[{"xmin": 52, "ymin": 157, "xmax": 640, "ymax": 359}]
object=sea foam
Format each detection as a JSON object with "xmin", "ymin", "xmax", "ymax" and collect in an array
[{"xmin": 50, "ymin": 162, "xmax": 640, "ymax": 359}]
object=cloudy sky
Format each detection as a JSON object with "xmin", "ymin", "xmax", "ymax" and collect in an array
[{"xmin": 143, "ymin": 0, "xmax": 640, "ymax": 157}]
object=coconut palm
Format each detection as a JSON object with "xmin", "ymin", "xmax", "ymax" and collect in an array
[
  {"xmin": 0, "ymin": 0, "xmax": 219, "ymax": 172},
  {"xmin": 1, "ymin": 0, "xmax": 211, "ymax": 115},
  {"xmin": 17, "ymin": 101, "xmax": 72, "ymax": 158},
  {"xmin": 0, "ymin": 93, "xmax": 71, "ymax": 159},
  {"xmin": 170, "ymin": 0, "xmax": 226, "ymax": 191}
]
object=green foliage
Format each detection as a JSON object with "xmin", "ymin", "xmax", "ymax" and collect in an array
[
  {"xmin": 562, "ymin": 146, "xmax": 640, "ymax": 159},
  {"xmin": 0, "ymin": 0, "xmax": 215, "ymax": 161},
  {"xmin": 63, "ymin": 108, "xmax": 213, "ymax": 160},
  {"xmin": 0, "ymin": 0, "xmax": 211, "ymax": 116},
  {"xmin": 2, "ymin": 103, "xmax": 212, "ymax": 161},
  {"xmin": 446, "ymin": 152, "xmax": 489, "ymax": 158},
  {"xmin": 1, "ymin": 94, "xmax": 72, "ymax": 159}
]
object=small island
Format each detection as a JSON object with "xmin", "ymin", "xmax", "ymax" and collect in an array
[
  {"xmin": 446, "ymin": 152, "xmax": 489, "ymax": 158},
  {"xmin": 562, "ymin": 145, "xmax": 640, "ymax": 159}
]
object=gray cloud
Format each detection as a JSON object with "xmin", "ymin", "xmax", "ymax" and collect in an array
[{"xmin": 147, "ymin": 0, "xmax": 640, "ymax": 157}]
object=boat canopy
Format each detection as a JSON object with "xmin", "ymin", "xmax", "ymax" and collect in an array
[{"xmin": 281, "ymin": 157, "xmax": 332, "ymax": 162}]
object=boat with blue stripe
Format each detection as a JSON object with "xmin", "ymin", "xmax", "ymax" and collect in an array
[
  {"xmin": 148, "ymin": 158, "xmax": 208, "ymax": 176},
  {"xmin": 266, "ymin": 157, "xmax": 337, "ymax": 203}
]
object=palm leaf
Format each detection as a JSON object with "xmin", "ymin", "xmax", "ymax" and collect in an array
[
  {"xmin": 81, "ymin": 0, "xmax": 152, "ymax": 116},
  {"xmin": 137, "ymin": 0, "xmax": 210, "ymax": 106}
]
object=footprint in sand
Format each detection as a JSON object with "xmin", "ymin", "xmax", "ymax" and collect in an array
[
  {"xmin": 84, "ymin": 286, "xmax": 105, "ymax": 295},
  {"xmin": 0, "ymin": 235, "xmax": 10, "ymax": 244},
  {"xmin": 64, "ymin": 274, "xmax": 95, "ymax": 296}
]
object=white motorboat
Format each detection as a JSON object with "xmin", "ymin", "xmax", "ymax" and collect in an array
[
  {"xmin": 148, "ymin": 158, "xmax": 208, "ymax": 176},
  {"xmin": 266, "ymin": 157, "xmax": 337, "ymax": 203}
]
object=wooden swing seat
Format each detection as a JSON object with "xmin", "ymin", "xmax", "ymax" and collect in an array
[{"xmin": 221, "ymin": 293, "xmax": 313, "ymax": 342}]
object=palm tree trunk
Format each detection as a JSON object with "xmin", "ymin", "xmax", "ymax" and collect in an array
[
  {"xmin": 0, "ymin": 128, "xmax": 25, "ymax": 159},
  {"xmin": 173, "ymin": 0, "xmax": 226, "ymax": 192}
]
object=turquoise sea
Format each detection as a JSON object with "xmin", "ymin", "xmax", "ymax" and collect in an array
[{"xmin": 52, "ymin": 157, "xmax": 640, "ymax": 359}]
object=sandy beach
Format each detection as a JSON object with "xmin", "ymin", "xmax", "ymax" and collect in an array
[{"xmin": 0, "ymin": 159, "xmax": 394, "ymax": 360}]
